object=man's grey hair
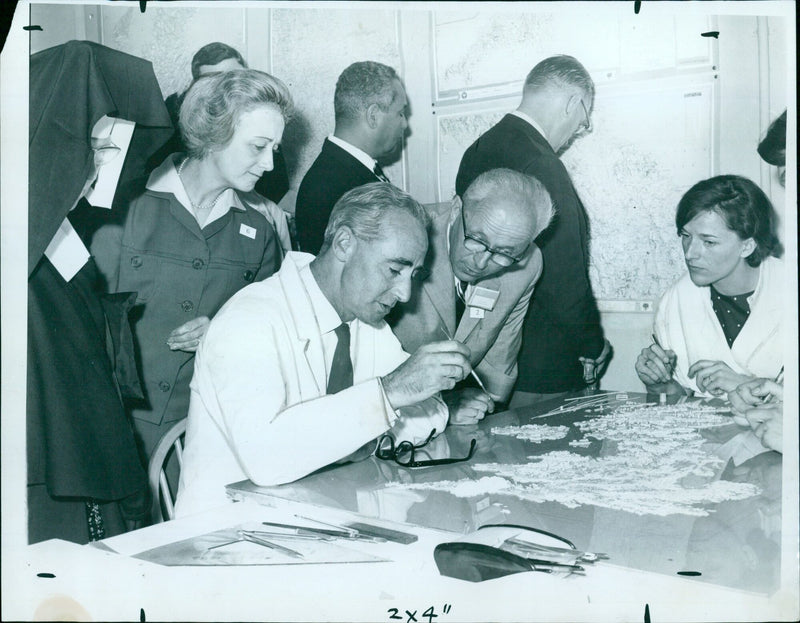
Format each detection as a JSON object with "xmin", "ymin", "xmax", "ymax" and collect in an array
[
  {"xmin": 463, "ymin": 168, "xmax": 555, "ymax": 240},
  {"xmin": 180, "ymin": 69, "xmax": 293, "ymax": 160},
  {"xmin": 321, "ymin": 182, "xmax": 430, "ymax": 251},
  {"xmin": 334, "ymin": 61, "xmax": 401, "ymax": 123},
  {"xmin": 524, "ymin": 55, "xmax": 595, "ymax": 101}
]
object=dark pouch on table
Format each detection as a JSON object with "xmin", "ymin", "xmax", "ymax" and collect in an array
[{"xmin": 433, "ymin": 542, "xmax": 535, "ymax": 582}]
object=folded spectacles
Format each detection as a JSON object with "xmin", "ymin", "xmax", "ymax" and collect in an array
[{"xmin": 376, "ymin": 429, "xmax": 477, "ymax": 468}]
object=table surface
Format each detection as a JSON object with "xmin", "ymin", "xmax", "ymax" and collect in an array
[
  {"xmin": 7, "ymin": 392, "xmax": 794, "ymax": 622},
  {"xmin": 228, "ymin": 390, "xmax": 783, "ymax": 595}
]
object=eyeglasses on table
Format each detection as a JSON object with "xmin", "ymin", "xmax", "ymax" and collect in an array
[{"xmin": 376, "ymin": 428, "xmax": 477, "ymax": 468}]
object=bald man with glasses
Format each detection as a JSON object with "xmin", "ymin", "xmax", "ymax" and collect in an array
[
  {"xmin": 389, "ymin": 168, "xmax": 553, "ymax": 423},
  {"xmin": 456, "ymin": 55, "xmax": 610, "ymax": 406}
]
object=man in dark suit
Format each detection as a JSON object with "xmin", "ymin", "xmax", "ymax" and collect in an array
[
  {"xmin": 295, "ymin": 61, "xmax": 409, "ymax": 254},
  {"xmin": 456, "ymin": 55, "xmax": 610, "ymax": 405}
]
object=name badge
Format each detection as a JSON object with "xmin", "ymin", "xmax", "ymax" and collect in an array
[
  {"xmin": 239, "ymin": 224, "xmax": 257, "ymax": 239},
  {"xmin": 469, "ymin": 307, "xmax": 485, "ymax": 319},
  {"xmin": 466, "ymin": 285, "xmax": 499, "ymax": 311}
]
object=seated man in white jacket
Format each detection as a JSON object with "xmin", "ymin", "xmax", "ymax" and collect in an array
[{"xmin": 176, "ymin": 182, "xmax": 473, "ymax": 517}]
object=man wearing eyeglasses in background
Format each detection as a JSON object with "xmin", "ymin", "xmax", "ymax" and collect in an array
[
  {"xmin": 455, "ymin": 55, "xmax": 611, "ymax": 408},
  {"xmin": 389, "ymin": 169, "xmax": 554, "ymax": 424}
]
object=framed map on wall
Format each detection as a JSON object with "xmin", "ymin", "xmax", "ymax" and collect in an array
[
  {"xmin": 432, "ymin": 11, "xmax": 714, "ymax": 102},
  {"xmin": 435, "ymin": 81, "xmax": 715, "ymax": 301},
  {"xmin": 431, "ymin": 10, "xmax": 718, "ymax": 301}
]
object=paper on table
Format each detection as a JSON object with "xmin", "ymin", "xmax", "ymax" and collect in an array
[{"xmin": 133, "ymin": 522, "xmax": 388, "ymax": 566}]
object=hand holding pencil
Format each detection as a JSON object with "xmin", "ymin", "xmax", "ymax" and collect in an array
[
  {"xmin": 381, "ymin": 340, "xmax": 472, "ymax": 409},
  {"xmin": 438, "ymin": 325, "xmax": 490, "ymax": 394},
  {"xmin": 437, "ymin": 325, "xmax": 495, "ymax": 425},
  {"xmin": 635, "ymin": 334, "xmax": 677, "ymax": 386}
]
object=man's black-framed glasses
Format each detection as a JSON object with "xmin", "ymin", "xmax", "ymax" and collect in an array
[
  {"xmin": 376, "ymin": 429, "xmax": 478, "ymax": 468},
  {"xmin": 460, "ymin": 208, "xmax": 529, "ymax": 267}
]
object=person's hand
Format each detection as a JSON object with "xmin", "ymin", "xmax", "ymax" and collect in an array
[
  {"xmin": 592, "ymin": 338, "xmax": 613, "ymax": 377},
  {"xmin": 745, "ymin": 403, "xmax": 783, "ymax": 453},
  {"xmin": 443, "ymin": 387, "xmax": 495, "ymax": 426},
  {"xmin": 382, "ymin": 340, "xmax": 471, "ymax": 409},
  {"xmin": 579, "ymin": 338, "xmax": 613, "ymax": 385},
  {"xmin": 635, "ymin": 343, "xmax": 677, "ymax": 386},
  {"xmin": 728, "ymin": 378, "xmax": 783, "ymax": 424},
  {"xmin": 728, "ymin": 378, "xmax": 766, "ymax": 424},
  {"xmin": 688, "ymin": 360, "xmax": 750, "ymax": 396},
  {"xmin": 167, "ymin": 316, "xmax": 210, "ymax": 352}
]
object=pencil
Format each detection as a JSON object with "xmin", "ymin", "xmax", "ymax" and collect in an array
[
  {"xmin": 651, "ymin": 333, "xmax": 674, "ymax": 377},
  {"xmin": 761, "ymin": 365, "xmax": 785, "ymax": 403}
]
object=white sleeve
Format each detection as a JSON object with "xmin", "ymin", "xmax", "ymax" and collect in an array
[
  {"xmin": 371, "ymin": 322, "xmax": 450, "ymax": 445},
  {"xmin": 195, "ymin": 310, "xmax": 394, "ymax": 487},
  {"xmin": 654, "ymin": 286, "xmax": 698, "ymax": 395}
]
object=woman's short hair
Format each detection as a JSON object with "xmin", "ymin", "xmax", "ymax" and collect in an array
[
  {"xmin": 190, "ymin": 42, "xmax": 246, "ymax": 80},
  {"xmin": 179, "ymin": 69, "xmax": 293, "ymax": 160},
  {"xmin": 321, "ymin": 182, "xmax": 430, "ymax": 251},
  {"xmin": 757, "ymin": 110, "xmax": 787, "ymax": 166},
  {"xmin": 675, "ymin": 174, "xmax": 782, "ymax": 266}
]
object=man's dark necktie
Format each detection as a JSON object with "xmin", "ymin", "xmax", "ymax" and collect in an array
[
  {"xmin": 455, "ymin": 280, "xmax": 469, "ymax": 326},
  {"xmin": 327, "ymin": 323, "xmax": 353, "ymax": 394},
  {"xmin": 373, "ymin": 163, "xmax": 391, "ymax": 183}
]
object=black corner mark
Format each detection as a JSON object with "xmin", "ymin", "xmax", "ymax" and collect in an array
[
  {"xmin": 644, "ymin": 603, "xmax": 650, "ymax": 623},
  {"xmin": 140, "ymin": 607, "xmax": 146, "ymax": 622},
  {"xmin": 634, "ymin": 1, "xmax": 641, "ymax": 15},
  {"xmin": 24, "ymin": 25, "xmax": 43, "ymax": 31},
  {"xmin": 36, "ymin": 572, "xmax": 56, "ymax": 578},
  {"xmin": 701, "ymin": 31, "xmax": 720, "ymax": 38},
  {"xmin": 1, "ymin": 0, "xmax": 19, "ymax": 53}
]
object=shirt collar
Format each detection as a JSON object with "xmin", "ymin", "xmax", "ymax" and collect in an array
[
  {"xmin": 328, "ymin": 135, "xmax": 377, "ymax": 173},
  {"xmin": 510, "ymin": 110, "xmax": 549, "ymax": 143},
  {"xmin": 299, "ymin": 261, "xmax": 344, "ymax": 335},
  {"xmin": 146, "ymin": 155, "xmax": 244, "ymax": 221}
]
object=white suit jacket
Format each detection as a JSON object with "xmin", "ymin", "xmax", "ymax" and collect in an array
[
  {"xmin": 654, "ymin": 256, "xmax": 783, "ymax": 396},
  {"xmin": 176, "ymin": 252, "xmax": 447, "ymax": 517}
]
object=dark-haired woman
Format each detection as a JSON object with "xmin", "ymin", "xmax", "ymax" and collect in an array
[{"xmin": 635, "ymin": 175, "xmax": 783, "ymax": 397}]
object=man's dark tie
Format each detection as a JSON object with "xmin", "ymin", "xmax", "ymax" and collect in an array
[
  {"xmin": 455, "ymin": 280, "xmax": 469, "ymax": 325},
  {"xmin": 373, "ymin": 163, "xmax": 391, "ymax": 183},
  {"xmin": 327, "ymin": 323, "xmax": 353, "ymax": 394}
]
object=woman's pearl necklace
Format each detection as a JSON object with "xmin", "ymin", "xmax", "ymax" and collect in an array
[{"xmin": 178, "ymin": 158, "xmax": 225, "ymax": 216}]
